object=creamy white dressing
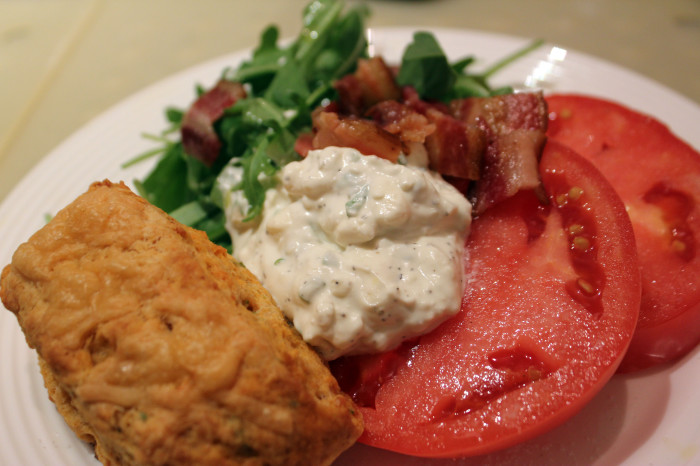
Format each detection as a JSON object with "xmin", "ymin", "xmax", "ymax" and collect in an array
[{"xmin": 223, "ymin": 146, "xmax": 472, "ymax": 360}]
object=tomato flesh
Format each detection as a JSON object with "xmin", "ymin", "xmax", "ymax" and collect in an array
[
  {"xmin": 546, "ymin": 94, "xmax": 700, "ymax": 372},
  {"xmin": 330, "ymin": 141, "xmax": 641, "ymax": 458}
]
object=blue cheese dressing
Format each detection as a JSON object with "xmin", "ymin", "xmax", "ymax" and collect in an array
[{"xmin": 223, "ymin": 146, "xmax": 472, "ymax": 360}]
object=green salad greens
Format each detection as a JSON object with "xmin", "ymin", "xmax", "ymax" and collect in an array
[{"xmin": 129, "ymin": 0, "xmax": 541, "ymax": 251}]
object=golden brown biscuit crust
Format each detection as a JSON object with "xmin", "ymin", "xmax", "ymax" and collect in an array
[{"xmin": 1, "ymin": 180, "xmax": 362, "ymax": 466}]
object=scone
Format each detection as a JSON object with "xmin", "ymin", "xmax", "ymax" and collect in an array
[{"xmin": 0, "ymin": 180, "xmax": 362, "ymax": 466}]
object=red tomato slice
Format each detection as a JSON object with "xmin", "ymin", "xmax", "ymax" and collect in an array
[
  {"xmin": 330, "ymin": 141, "xmax": 641, "ymax": 458},
  {"xmin": 546, "ymin": 94, "xmax": 700, "ymax": 373}
]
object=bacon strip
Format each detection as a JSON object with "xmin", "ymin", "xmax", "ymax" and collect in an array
[
  {"xmin": 398, "ymin": 87, "xmax": 483, "ymax": 180},
  {"xmin": 334, "ymin": 57, "xmax": 401, "ymax": 116},
  {"xmin": 423, "ymin": 107, "xmax": 485, "ymax": 181},
  {"xmin": 366, "ymin": 100, "xmax": 435, "ymax": 143},
  {"xmin": 181, "ymin": 80, "xmax": 247, "ymax": 166},
  {"xmin": 451, "ymin": 92, "xmax": 548, "ymax": 214},
  {"xmin": 310, "ymin": 109, "xmax": 402, "ymax": 163}
]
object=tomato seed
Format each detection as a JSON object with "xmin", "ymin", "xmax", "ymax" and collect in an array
[
  {"xmin": 568, "ymin": 186, "xmax": 584, "ymax": 201},
  {"xmin": 568, "ymin": 223, "xmax": 584, "ymax": 235},
  {"xmin": 573, "ymin": 236, "xmax": 591, "ymax": 251},
  {"xmin": 577, "ymin": 278, "xmax": 595, "ymax": 295},
  {"xmin": 671, "ymin": 239, "xmax": 687, "ymax": 254}
]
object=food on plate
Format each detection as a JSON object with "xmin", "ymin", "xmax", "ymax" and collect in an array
[
  {"xmin": 182, "ymin": 80, "xmax": 248, "ymax": 166},
  {"xmin": 225, "ymin": 145, "xmax": 472, "ymax": 359},
  {"xmin": 132, "ymin": 0, "xmax": 374, "ymax": 244},
  {"xmin": 547, "ymin": 94, "xmax": 700, "ymax": 372},
  {"xmin": 217, "ymin": 42, "xmax": 547, "ymax": 361},
  {"xmin": 60, "ymin": 0, "xmax": 695, "ymax": 460},
  {"xmin": 0, "ymin": 181, "xmax": 362, "ymax": 466},
  {"xmin": 304, "ymin": 67, "xmax": 549, "ymax": 216},
  {"xmin": 330, "ymin": 141, "xmax": 641, "ymax": 457},
  {"xmin": 132, "ymin": 0, "xmax": 541, "ymax": 250}
]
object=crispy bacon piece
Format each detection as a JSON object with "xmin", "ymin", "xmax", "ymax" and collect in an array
[
  {"xmin": 334, "ymin": 57, "xmax": 401, "ymax": 116},
  {"xmin": 452, "ymin": 92, "xmax": 548, "ymax": 214},
  {"xmin": 422, "ymin": 107, "xmax": 485, "ymax": 181},
  {"xmin": 366, "ymin": 100, "xmax": 435, "ymax": 143},
  {"xmin": 310, "ymin": 109, "xmax": 402, "ymax": 162},
  {"xmin": 294, "ymin": 131, "xmax": 314, "ymax": 158},
  {"xmin": 454, "ymin": 91, "xmax": 549, "ymax": 134},
  {"xmin": 181, "ymin": 80, "xmax": 246, "ymax": 166},
  {"xmin": 402, "ymin": 87, "xmax": 484, "ymax": 181},
  {"xmin": 402, "ymin": 86, "xmax": 450, "ymax": 115}
]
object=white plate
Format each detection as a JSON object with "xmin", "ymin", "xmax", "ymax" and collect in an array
[{"xmin": 1, "ymin": 27, "xmax": 699, "ymax": 466}]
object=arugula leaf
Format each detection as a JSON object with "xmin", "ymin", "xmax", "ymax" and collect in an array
[
  {"xmin": 196, "ymin": 211, "xmax": 231, "ymax": 246},
  {"xmin": 265, "ymin": 59, "xmax": 310, "ymax": 107},
  {"xmin": 170, "ymin": 200, "xmax": 208, "ymax": 226},
  {"xmin": 137, "ymin": 143, "xmax": 195, "ymax": 212},
  {"xmin": 324, "ymin": 4, "xmax": 369, "ymax": 77},
  {"xmin": 233, "ymin": 26, "xmax": 286, "ymax": 92},
  {"xmin": 295, "ymin": 0, "xmax": 345, "ymax": 69},
  {"xmin": 398, "ymin": 31, "xmax": 544, "ymax": 101},
  {"xmin": 480, "ymin": 38, "xmax": 544, "ymax": 80},
  {"xmin": 164, "ymin": 107, "xmax": 184, "ymax": 125},
  {"xmin": 397, "ymin": 31, "xmax": 456, "ymax": 100},
  {"xmin": 240, "ymin": 139, "xmax": 278, "ymax": 221}
]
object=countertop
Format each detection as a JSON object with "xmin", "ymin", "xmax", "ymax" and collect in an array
[{"xmin": 1, "ymin": 0, "xmax": 699, "ymax": 203}]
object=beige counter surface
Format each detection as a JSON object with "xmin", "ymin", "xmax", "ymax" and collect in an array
[{"xmin": 1, "ymin": 0, "xmax": 699, "ymax": 203}]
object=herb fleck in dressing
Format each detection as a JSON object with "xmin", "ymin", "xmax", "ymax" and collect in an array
[{"xmin": 226, "ymin": 146, "xmax": 471, "ymax": 359}]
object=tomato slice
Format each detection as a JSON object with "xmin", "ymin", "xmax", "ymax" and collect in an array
[
  {"xmin": 546, "ymin": 94, "xmax": 700, "ymax": 372},
  {"xmin": 330, "ymin": 141, "xmax": 641, "ymax": 458}
]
